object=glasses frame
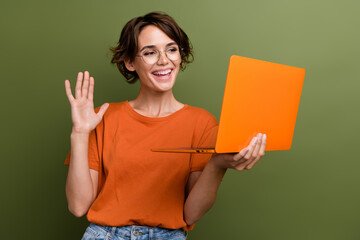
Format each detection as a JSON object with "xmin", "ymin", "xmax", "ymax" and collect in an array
[{"xmin": 136, "ymin": 46, "xmax": 183, "ymax": 65}]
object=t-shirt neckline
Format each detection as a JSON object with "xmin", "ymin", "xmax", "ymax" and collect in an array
[{"xmin": 124, "ymin": 100, "xmax": 189, "ymax": 122}]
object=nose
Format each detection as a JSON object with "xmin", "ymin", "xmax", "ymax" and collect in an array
[{"xmin": 157, "ymin": 51, "xmax": 169, "ymax": 65}]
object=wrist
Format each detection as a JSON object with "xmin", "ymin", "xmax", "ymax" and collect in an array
[
  {"xmin": 71, "ymin": 127, "xmax": 91, "ymax": 135},
  {"xmin": 71, "ymin": 128, "xmax": 91, "ymax": 138},
  {"xmin": 208, "ymin": 155, "xmax": 228, "ymax": 173}
]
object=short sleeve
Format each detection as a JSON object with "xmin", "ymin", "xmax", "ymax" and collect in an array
[
  {"xmin": 64, "ymin": 109, "xmax": 104, "ymax": 171},
  {"xmin": 190, "ymin": 111, "xmax": 218, "ymax": 172}
]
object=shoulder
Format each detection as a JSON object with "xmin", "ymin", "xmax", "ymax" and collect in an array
[
  {"xmin": 184, "ymin": 105, "xmax": 218, "ymax": 127},
  {"xmin": 184, "ymin": 105, "xmax": 218, "ymax": 148},
  {"xmin": 94, "ymin": 101, "xmax": 127, "ymax": 116},
  {"xmin": 186, "ymin": 105, "xmax": 217, "ymax": 120},
  {"xmin": 92, "ymin": 102, "xmax": 128, "ymax": 128},
  {"xmin": 92, "ymin": 102, "xmax": 128, "ymax": 132}
]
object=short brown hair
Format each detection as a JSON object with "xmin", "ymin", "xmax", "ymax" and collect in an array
[{"xmin": 110, "ymin": 12, "xmax": 193, "ymax": 84}]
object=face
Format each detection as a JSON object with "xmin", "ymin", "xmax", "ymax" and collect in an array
[{"xmin": 125, "ymin": 25, "xmax": 181, "ymax": 93}]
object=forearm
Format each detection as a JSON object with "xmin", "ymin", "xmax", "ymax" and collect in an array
[
  {"xmin": 184, "ymin": 157, "xmax": 227, "ymax": 225},
  {"xmin": 65, "ymin": 131, "xmax": 96, "ymax": 217}
]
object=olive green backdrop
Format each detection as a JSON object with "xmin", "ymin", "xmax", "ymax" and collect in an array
[{"xmin": 1, "ymin": 0, "xmax": 359, "ymax": 239}]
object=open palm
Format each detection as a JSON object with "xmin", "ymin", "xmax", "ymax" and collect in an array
[{"xmin": 65, "ymin": 71, "xmax": 109, "ymax": 134}]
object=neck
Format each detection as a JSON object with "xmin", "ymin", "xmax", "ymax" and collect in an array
[{"xmin": 129, "ymin": 86, "xmax": 184, "ymax": 118}]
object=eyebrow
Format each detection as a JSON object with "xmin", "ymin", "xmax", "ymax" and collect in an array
[{"xmin": 139, "ymin": 42, "xmax": 177, "ymax": 52}]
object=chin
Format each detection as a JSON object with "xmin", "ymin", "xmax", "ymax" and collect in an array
[{"xmin": 152, "ymin": 81, "xmax": 176, "ymax": 93}]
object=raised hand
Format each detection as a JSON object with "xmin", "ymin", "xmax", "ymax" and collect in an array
[
  {"xmin": 65, "ymin": 71, "xmax": 109, "ymax": 134},
  {"xmin": 210, "ymin": 133, "xmax": 267, "ymax": 171}
]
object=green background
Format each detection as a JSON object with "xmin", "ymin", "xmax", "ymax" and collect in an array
[{"xmin": 1, "ymin": 0, "xmax": 359, "ymax": 239}]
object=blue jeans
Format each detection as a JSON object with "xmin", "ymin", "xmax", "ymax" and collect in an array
[{"xmin": 81, "ymin": 223, "xmax": 188, "ymax": 240}]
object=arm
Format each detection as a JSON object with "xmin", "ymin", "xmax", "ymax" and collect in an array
[
  {"xmin": 184, "ymin": 133, "xmax": 266, "ymax": 225},
  {"xmin": 64, "ymin": 71, "xmax": 108, "ymax": 217},
  {"xmin": 65, "ymin": 132, "xmax": 98, "ymax": 217},
  {"xmin": 183, "ymin": 160, "xmax": 227, "ymax": 225}
]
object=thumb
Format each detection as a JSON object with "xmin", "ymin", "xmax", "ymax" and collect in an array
[
  {"xmin": 233, "ymin": 148, "xmax": 249, "ymax": 161},
  {"xmin": 96, "ymin": 103, "xmax": 109, "ymax": 119}
]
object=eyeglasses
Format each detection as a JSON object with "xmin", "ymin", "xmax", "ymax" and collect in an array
[{"xmin": 136, "ymin": 45, "xmax": 182, "ymax": 65}]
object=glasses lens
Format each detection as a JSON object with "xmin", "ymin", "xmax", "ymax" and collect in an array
[
  {"xmin": 142, "ymin": 49, "xmax": 158, "ymax": 64},
  {"xmin": 141, "ymin": 46, "xmax": 181, "ymax": 64},
  {"xmin": 166, "ymin": 46, "xmax": 181, "ymax": 61}
]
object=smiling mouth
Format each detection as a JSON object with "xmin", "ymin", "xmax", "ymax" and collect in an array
[{"xmin": 152, "ymin": 69, "xmax": 172, "ymax": 76}]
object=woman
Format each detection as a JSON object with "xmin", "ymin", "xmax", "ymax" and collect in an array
[{"xmin": 64, "ymin": 12, "xmax": 266, "ymax": 240}]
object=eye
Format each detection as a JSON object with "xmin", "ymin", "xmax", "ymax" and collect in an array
[
  {"xmin": 167, "ymin": 47, "xmax": 178, "ymax": 53},
  {"xmin": 143, "ymin": 50, "xmax": 156, "ymax": 56}
]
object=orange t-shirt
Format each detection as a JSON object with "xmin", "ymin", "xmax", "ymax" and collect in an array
[{"xmin": 65, "ymin": 100, "xmax": 218, "ymax": 231}]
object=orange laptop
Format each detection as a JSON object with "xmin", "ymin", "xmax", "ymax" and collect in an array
[{"xmin": 152, "ymin": 55, "xmax": 305, "ymax": 153}]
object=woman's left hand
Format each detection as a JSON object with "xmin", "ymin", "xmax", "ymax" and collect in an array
[{"xmin": 210, "ymin": 133, "xmax": 267, "ymax": 171}]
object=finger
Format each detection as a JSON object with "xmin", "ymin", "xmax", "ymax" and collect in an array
[
  {"xmin": 234, "ymin": 137, "xmax": 258, "ymax": 170},
  {"xmin": 75, "ymin": 72, "xmax": 83, "ymax": 99},
  {"xmin": 253, "ymin": 133, "xmax": 263, "ymax": 155},
  {"xmin": 234, "ymin": 160, "xmax": 248, "ymax": 171},
  {"xmin": 96, "ymin": 103, "xmax": 109, "ymax": 119},
  {"xmin": 259, "ymin": 133, "xmax": 267, "ymax": 154},
  {"xmin": 82, "ymin": 71, "xmax": 90, "ymax": 98},
  {"xmin": 246, "ymin": 134, "xmax": 266, "ymax": 169},
  {"xmin": 88, "ymin": 77, "xmax": 94, "ymax": 101},
  {"xmin": 235, "ymin": 165, "xmax": 246, "ymax": 171},
  {"xmin": 231, "ymin": 148, "xmax": 249, "ymax": 167},
  {"xmin": 244, "ymin": 137, "xmax": 258, "ymax": 161},
  {"xmin": 235, "ymin": 157, "xmax": 251, "ymax": 170},
  {"xmin": 233, "ymin": 148, "xmax": 249, "ymax": 161},
  {"xmin": 234, "ymin": 158, "xmax": 248, "ymax": 168},
  {"xmin": 64, "ymin": 80, "xmax": 75, "ymax": 103},
  {"xmin": 246, "ymin": 133, "xmax": 263, "ymax": 166}
]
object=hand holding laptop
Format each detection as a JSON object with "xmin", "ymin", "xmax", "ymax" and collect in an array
[{"xmin": 210, "ymin": 133, "xmax": 267, "ymax": 171}]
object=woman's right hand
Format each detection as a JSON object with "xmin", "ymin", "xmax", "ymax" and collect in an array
[{"xmin": 65, "ymin": 71, "xmax": 109, "ymax": 134}]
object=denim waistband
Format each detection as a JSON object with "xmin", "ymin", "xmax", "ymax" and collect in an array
[{"xmin": 84, "ymin": 223, "xmax": 188, "ymax": 240}]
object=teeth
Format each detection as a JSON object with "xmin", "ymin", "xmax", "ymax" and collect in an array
[{"xmin": 153, "ymin": 69, "xmax": 171, "ymax": 76}]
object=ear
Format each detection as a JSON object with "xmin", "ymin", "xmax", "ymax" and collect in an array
[{"xmin": 124, "ymin": 59, "xmax": 136, "ymax": 72}]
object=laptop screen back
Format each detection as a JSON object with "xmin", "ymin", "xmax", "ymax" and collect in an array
[{"xmin": 215, "ymin": 55, "xmax": 305, "ymax": 153}]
